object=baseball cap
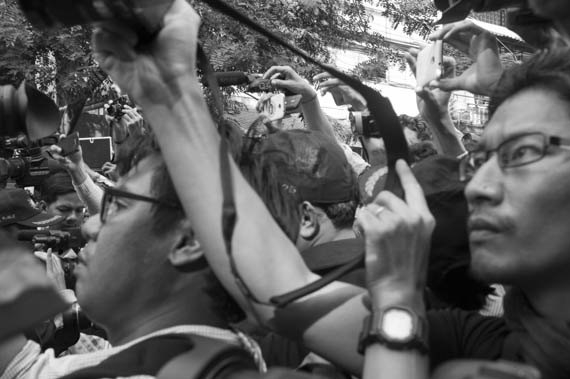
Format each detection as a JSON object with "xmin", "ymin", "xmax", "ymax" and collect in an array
[
  {"xmin": 258, "ymin": 130, "xmax": 357, "ymax": 204},
  {"xmin": 0, "ymin": 188, "xmax": 64, "ymax": 228}
]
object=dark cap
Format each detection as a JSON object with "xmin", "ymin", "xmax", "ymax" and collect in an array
[
  {"xmin": 258, "ymin": 130, "xmax": 356, "ymax": 204},
  {"xmin": 0, "ymin": 189, "xmax": 64, "ymax": 228}
]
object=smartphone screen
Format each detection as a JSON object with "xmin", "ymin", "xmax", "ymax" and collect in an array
[
  {"xmin": 416, "ymin": 41, "xmax": 443, "ymax": 88},
  {"xmin": 262, "ymin": 93, "xmax": 285, "ymax": 121}
]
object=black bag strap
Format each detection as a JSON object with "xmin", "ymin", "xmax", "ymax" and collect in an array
[
  {"xmin": 157, "ymin": 334, "xmax": 257, "ymax": 379},
  {"xmin": 57, "ymin": 333, "xmax": 255, "ymax": 379},
  {"xmin": 197, "ymin": 0, "xmax": 410, "ymax": 308}
]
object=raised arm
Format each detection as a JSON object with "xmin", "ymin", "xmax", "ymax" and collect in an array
[
  {"xmin": 428, "ymin": 20, "xmax": 504, "ymax": 97},
  {"xmin": 404, "ymin": 50, "xmax": 466, "ymax": 158},
  {"xmin": 263, "ymin": 65, "xmax": 336, "ymax": 138}
]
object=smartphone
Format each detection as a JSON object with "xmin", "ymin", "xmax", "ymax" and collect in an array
[
  {"xmin": 58, "ymin": 132, "xmax": 80, "ymax": 156},
  {"xmin": 416, "ymin": 41, "xmax": 443, "ymax": 88},
  {"xmin": 262, "ymin": 93, "xmax": 285, "ymax": 121},
  {"xmin": 284, "ymin": 94, "xmax": 303, "ymax": 114}
]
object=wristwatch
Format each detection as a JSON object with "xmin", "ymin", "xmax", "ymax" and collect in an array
[{"xmin": 358, "ymin": 306, "xmax": 429, "ymax": 355}]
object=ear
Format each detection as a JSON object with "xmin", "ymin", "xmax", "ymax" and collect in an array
[
  {"xmin": 168, "ymin": 221, "xmax": 205, "ymax": 268},
  {"xmin": 299, "ymin": 201, "xmax": 320, "ymax": 240},
  {"xmin": 38, "ymin": 201, "xmax": 48, "ymax": 212}
]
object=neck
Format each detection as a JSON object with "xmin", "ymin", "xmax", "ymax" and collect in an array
[
  {"xmin": 555, "ymin": 19, "xmax": 570, "ymax": 43},
  {"xmin": 522, "ymin": 280, "xmax": 570, "ymax": 325},
  {"xmin": 310, "ymin": 226, "xmax": 355, "ymax": 248},
  {"xmin": 103, "ymin": 293, "xmax": 226, "ymax": 346}
]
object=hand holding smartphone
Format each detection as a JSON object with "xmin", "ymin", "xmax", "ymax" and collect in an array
[{"xmin": 416, "ymin": 41, "xmax": 444, "ymax": 88}]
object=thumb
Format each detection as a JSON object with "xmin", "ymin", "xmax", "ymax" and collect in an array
[
  {"xmin": 429, "ymin": 77, "xmax": 463, "ymax": 92},
  {"xmin": 270, "ymin": 78, "xmax": 289, "ymax": 90}
]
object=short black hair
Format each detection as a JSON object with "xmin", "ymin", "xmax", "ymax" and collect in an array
[
  {"xmin": 490, "ymin": 47, "xmax": 570, "ymax": 116},
  {"xmin": 39, "ymin": 171, "xmax": 76, "ymax": 205}
]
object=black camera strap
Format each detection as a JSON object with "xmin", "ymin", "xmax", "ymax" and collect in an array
[{"xmin": 198, "ymin": 0, "xmax": 410, "ymax": 307}]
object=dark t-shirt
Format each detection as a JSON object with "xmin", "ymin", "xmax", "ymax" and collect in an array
[{"xmin": 429, "ymin": 309, "xmax": 510, "ymax": 369}]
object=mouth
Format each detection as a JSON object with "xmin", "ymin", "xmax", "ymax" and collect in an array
[{"xmin": 467, "ymin": 217, "xmax": 504, "ymax": 241}]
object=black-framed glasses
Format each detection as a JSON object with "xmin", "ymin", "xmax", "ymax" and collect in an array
[
  {"xmin": 100, "ymin": 186, "xmax": 179, "ymax": 224},
  {"xmin": 459, "ymin": 132, "xmax": 570, "ymax": 182}
]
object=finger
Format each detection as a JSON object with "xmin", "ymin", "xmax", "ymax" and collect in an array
[
  {"xmin": 404, "ymin": 53, "xmax": 417, "ymax": 78},
  {"xmin": 263, "ymin": 66, "xmax": 290, "ymax": 79},
  {"xmin": 269, "ymin": 78, "xmax": 290, "ymax": 90},
  {"xmin": 429, "ymin": 77, "xmax": 462, "ymax": 92},
  {"xmin": 407, "ymin": 47, "xmax": 420, "ymax": 58},
  {"xmin": 355, "ymin": 206, "xmax": 384, "ymax": 237},
  {"xmin": 395, "ymin": 159, "xmax": 430, "ymax": 214},
  {"xmin": 34, "ymin": 251, "xmax": 48, "ymax": 262},
  {"xmin": 313, "ymin": 72, "xmax": 333, "ymax": 81},
  {"xmin": 441, "ymin": 56, "xmax": 457, "ymax": 78},
  {"xmin": 428, "ymin": 23, "xmax": 456, "ymax": 40},
  {"xmin": 371, "ymin": 190, "xmax": 414, "ymax": 220}
]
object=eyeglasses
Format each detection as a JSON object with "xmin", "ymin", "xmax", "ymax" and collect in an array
[
  {"xmin": 459, "ymin": 132, "xmax": 570, "ymax": 182},
  {"xmin": 100, "ymin": 186, "xmax": 179, "ymax": 224}
]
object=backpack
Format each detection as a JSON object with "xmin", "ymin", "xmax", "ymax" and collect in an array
[{"xmin": 58, "ymin": 333, "xmax": 257, "ymax": 379}]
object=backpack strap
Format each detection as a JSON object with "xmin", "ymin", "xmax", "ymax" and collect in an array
[
  {"xmin": 58, "ymin": 334, "xmax": 194, "ymax": 379},
  {"xmin": 157, "ymin": 334, "xmax": 257, "ymax": 379},
  {"xmin": 58, "ymin": 332, "xmax": 256, "ymax": 379}
]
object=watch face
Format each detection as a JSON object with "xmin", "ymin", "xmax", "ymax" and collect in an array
[{"xmin": 381, "ymin": 308, "xmax": 414, "ymax": 341}]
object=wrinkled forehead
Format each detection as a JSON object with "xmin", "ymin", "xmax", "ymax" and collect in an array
[{"xmin": 480, "ymin": 88, "xmax": 570, "ymax": 149}]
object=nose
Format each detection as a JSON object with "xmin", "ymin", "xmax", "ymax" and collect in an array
[
  {"xmin": 464, "ymin": 156, "xmax": 504, "ymax": 210},
  {"xmin": 81, "ymin": 214, "xmax": 101, "ymax": 242}
]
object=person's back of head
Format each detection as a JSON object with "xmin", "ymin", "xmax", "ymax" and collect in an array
[{"xmin": 241, "ymin": 129, "xmax": 359, "ymax": 249}]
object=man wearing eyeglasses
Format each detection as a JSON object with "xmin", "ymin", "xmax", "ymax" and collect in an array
[{"xmin": 77, "ymin": 1, "xmax": 570, "ymax": 378}]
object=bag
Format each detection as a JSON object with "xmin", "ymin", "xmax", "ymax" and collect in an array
[{"xmin": 58, "ymin": 333, "xmax": 256, "ymax": 379}]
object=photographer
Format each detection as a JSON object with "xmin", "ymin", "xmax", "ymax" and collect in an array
[
  {"xmin": 46, "ymin": 145, "xmax": 103, "ymax": 217},
  {"xmin": 105, "ymin": 104, "xmax": 146, "ymax": 180},
  {"xmin": 404, "ymin": 50, "xmax": 466, "ymax": 159},
  {"xmin": 261, "ymin": 66, "xmax": 370, "ymax": 177}
]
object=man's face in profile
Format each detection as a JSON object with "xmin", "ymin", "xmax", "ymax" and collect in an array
[{"xmin": 74, "ymin": 154, "xmax": 175, "ymax": 324}]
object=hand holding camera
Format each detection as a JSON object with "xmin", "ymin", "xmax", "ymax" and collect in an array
[
  {"xmin": 428, "ymin": 20, "xmax": 504, "ymax": 96},
  {"xmin": 406, "ymin": 48, "xmax": 456, "ymax": 124},
  {"xmin": 92, "ymin": 0, "xmax": 200, "ymax": 106},
  {"xmin": 263, "ymin": 65, "xmax": 317, "ymax": 103},
  {"xmin": 313, "ymin": 71, "xmax": 367, "ymax": 111}
]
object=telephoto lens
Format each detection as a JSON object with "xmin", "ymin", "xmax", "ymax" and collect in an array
[{"xmin": 18, "ymin": 0, "xmax": 174, "ymax": 42}]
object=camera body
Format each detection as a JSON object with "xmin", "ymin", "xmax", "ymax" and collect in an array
[
  {"xmin": 104, "ymin": 96, "xmax": 132, "ymax": 121},
  {"xmin": 0, "ymin": 134, "xmax": 78, "ymax": 188},
  {"xmin": 350, "ymin": 110, "xmax": 382, "ymax": 138}
]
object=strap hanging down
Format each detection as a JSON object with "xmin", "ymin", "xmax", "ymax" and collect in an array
[{"xmin": 199, "ymin": 0, "xmax": 410, "ymax": 307}]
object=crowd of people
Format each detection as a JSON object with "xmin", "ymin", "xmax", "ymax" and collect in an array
[{"xmin": 2, "ymin": 0, "xmax": 570, "ymax": 378}]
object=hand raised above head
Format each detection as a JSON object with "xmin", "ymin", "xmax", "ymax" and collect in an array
[
  {"xmin": 428, "ymin": 20, "xmax": 504, "ymax": 96},
  {"xmin": 263, "ymin": 65, "xmax": 316, "ymax": 102},
  {"xmin": 355, "ymin": 160, "xmax": 435, "ymax": 307},
  {"xmin": 92, "ymin": 0, "xmax": 201, "ymax": 105}
]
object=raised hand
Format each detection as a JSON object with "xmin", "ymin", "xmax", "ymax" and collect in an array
[
  {"xmin": 356, "ymin": 160, "xmax": 435, "ymax": 307},
  {"xmin": 428, "ymin": 20, "xmax": 504, "ymax": 96}
]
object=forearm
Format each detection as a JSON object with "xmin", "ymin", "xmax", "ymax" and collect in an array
[
  {"xmin": 301, "ymin": 96, "xmax": 336, "ymax": 139},
  {"xmin": 364, "ymin": 288, "xmax": 428, "ymax": 379},
  {"xmin": 70, "ymin": 164, "xmax": 103, "ymax": 215},
  {"xmin": 425, "ymin": 115, "xmax": 466, "ymax": 158}
]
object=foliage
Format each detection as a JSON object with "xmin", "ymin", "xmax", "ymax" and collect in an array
[
  {"xmin": 378, "ymin": 0, "xmax": 438, "ymax": 39},
  {"xmin": 0, "ymin": 0, "xmax": 106, "ymax": 105},
  {"xmin": 0, "ymin": 0, "xmax": 388, "ymax": 107}
]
